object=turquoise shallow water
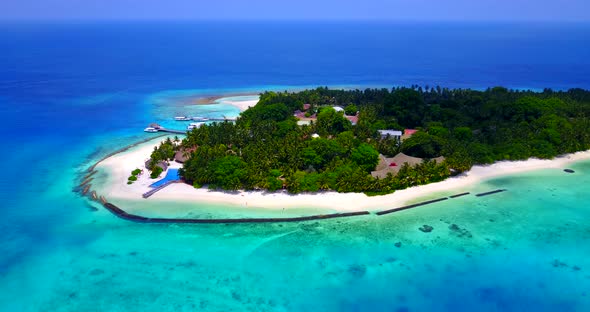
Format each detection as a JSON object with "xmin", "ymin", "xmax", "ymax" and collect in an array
[
  {"xmin": 2, "ymin": 88, "xmax": 590, "ymax": 311},
  {"xmin": 2, "ymin": 151, "xmax": 589, "ymax": 311},
  {"xmin": 2, "ymin": 22, "xmax": 590, "ymax": 311},
  {"xmin": 3, "ymin": 88, "xmax": 590, "ymax": 312}
]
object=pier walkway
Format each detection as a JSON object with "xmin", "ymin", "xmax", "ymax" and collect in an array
[
  {"xmin": 142, "ymin": 180, "xmax": 182, "ymax": 198},
  {"xmin": 157, "ymin": 128, "xmax": 186, "ymax": 134}
]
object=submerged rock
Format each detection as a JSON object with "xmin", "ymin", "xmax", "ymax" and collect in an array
[
  {"xmin": 85, "ymin": 203, "xmax": 98, "ymax": 212},
  {"xmin": 551, "ymin": 259, "xmax": 568, "ymax": 268},
  {"xmin": 89, "ymin": 268, "xmax": 104, "ymax": 276},
  {"xmin": 348, "ymin": 264, "xmax": 367, "ymax": 277},
  {"xmin": 564, "ymin": 169, "xmax": 575, "ymax": 173},
  {"xmin": 419, "ymin": 225, "xmax": 433, "ymax": 233},
  {"xmin": 231, "ymin": 290, "xmax": 242, "ymax": 301},
  {"xmin": 394, "ymin": 242, "xmax": 402, "ymax": 248},
  {"xmin": 448, "ymin": 224, "xmax": 473, "ymax": 238}
]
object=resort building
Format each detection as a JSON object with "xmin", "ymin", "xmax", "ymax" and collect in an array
[
  {"xmin": 371, "ymin": 153, "xmax": 445, "ymax": 179},
  {"xmin": 149, "ymin": 123, "xmax": 162, "ymax": 130},
  {"xmin": 378, "ymin": 130, "xmax": 403, "ymax": 141},
  {"xmin": 345, "ymin": 115, "xmax": 358, "ymax": 125},
  {"xmin": 293, "ymin": 110, "xmax": 307, "ymax": 119},
  {"xmin": 174, "ymin": 147, "xmax": 197, "ymax": 163},
  {"xmin": 402, "ymin": 129, "xmax": 418, "ymax": 140},
  {"xmin": 404, "ymin": 129, "xmax": 418, "ymax": 136},
  {"xmin": 145, "ymin": 159, "xmax": 168, "ymax": 171}
]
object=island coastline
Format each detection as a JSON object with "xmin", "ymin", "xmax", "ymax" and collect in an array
[{"xmin": 89, "ymin": 136, "xmax": 590, "ymax": 216}]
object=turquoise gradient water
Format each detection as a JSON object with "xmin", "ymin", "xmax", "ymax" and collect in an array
[
  {"xmin": 2, "ymin": 164, "xmax": 589, "ymax": 311},
  {"xmin": 1, "ymin": 22, "xmax": 590, "ymax": 311}
]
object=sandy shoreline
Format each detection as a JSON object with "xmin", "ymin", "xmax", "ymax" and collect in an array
[
  {"xmin": 92, "ymin": 137, "xmax": 590, "ymax": 214},
  {"xmin": 194, "ymin": 94, "xmax": 259, "ymax": 111},
  {"xmin": 195, "ymin": 93, "xmax": 257, "ymax": 104},
  {"xmin": 214, "ymin": 96, "xmax": 259, "ymax": 111}
]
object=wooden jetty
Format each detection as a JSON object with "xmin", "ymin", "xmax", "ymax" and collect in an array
[
  {"xmin": 174, "ymin": 117, "xmax": 237, "ymax": 122},
  {"xmin": 142, "ymin": 180, "xmax": 182, "ymax": 198},
  {"xmin": 157, "ymin": 128, "xmax": 186, "ymax": 135}
]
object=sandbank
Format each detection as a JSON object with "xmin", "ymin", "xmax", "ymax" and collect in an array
[
  {"xmin": 193, "ymin": 94, "xmax": 259, "ymax": 111},
  {"xmin": 93, "ymin": 138, "xmax": 590, "ymax": 215}
]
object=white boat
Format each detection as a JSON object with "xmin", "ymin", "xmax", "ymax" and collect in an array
[
  {"xmin": 174, "ymin": 116, "xmax": 191, "ymax": 121},
  {"xmin": 144, "ymin": 127, "xmax": 158, "ymax": 133},
  {"xmin": 187, "ymin": 122, "xmax": 205, "ymax": 130},
  {"xmin": 192, "ymin": 116, "xmax": 209, "ymax": 121}
]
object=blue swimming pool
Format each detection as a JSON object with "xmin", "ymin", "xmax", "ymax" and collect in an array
[{"xmin": 149, "ymin": 168, "xmax": 180, "ymax": 187}]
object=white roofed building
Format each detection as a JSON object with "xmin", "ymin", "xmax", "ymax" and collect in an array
[{"xmin": 378, "ymin": 130, "xmax": 403, "ymax": 140}]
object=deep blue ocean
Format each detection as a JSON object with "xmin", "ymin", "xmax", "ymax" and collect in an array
[{"xmin": 1, "ymin": 21, "xmax": 590, "ymax": 311}]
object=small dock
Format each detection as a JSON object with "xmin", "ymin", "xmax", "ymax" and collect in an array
[
  {"xmin": 175, "ymin": 117, "xmax": 237, "ymax": 122},
  {"xmin": 198, "ymin": 117, "xmax": 236, "ymax": 122},
  {"xmin": 144, "ymin": 123, "xmax": 186, "ymax": 135},
  {"xmin": 142, "ymin": 180, "xmax": 182, "ymax": 198},
  {"xmin": 157, "ymin": 128, "xmax": 186, "ymax": 134}
]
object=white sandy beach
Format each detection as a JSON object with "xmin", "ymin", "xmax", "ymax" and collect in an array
[
  {"xmin": 213, "ymin": 96, "xmax": 259, "ymax": 111},
  {"xmin": 93, "ymin": 137, "xmax": 590, "ymax": 214}
]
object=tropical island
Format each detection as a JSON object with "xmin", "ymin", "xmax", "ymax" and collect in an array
[
  {"xmin": 148, "ymin": 86, "xmax": 590, "ymax": 193},
  {"xmin": 89, "ymin": 86, "xmax": 590, "ymax": 218}
]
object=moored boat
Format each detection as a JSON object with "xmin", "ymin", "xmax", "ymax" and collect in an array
[
  {"xmin": 174, "ymin": 116, "xmax": 191, "ymax": 121},
  {"xmin": 187, "ymin": 122, "xmax": 205, "ymax": 130},
  {"xmin": 144, "ymin": 127, "xmax": 158, "ymax": 133}
]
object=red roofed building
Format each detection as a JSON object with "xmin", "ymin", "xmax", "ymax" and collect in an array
[
  {"xmin": 303, "ymin": 104, "xmax": 311, "ymax": 111},
  {"xmin": 345, "ymin": 115, "xmax": 358, "ymax": 125},
  {"xmin": 402, "ymin": 129, "xmax": 418, "ymax": 140},
  {"xmin": 294, "ymin": 110, "xmax": 306, "ymax": 118},
  {"xmin": 404, "ymin": 129, "xmax": 418, "ymax": 136}
]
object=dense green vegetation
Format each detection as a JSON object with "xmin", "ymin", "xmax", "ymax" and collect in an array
[
  {"xmin": 149, "ymin": 137, "xmax": 179, "ymax": 164},
  {"xmin": 146, "ymin": 137, "xmax": 180, "ymax": 179},
  {"xmin": 150, "ymin": 86, "xmax": 590, "ymax": 194},
  {"xmin": 150, "ymin": 166, "xmax": 163, "ymax": 179}
]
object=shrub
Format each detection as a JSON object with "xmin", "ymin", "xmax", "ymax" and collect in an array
[
  {"xmin": 131, "ymin": 169, "xmax": 141, "ymax": 176},
  {"xmin": 128, "ymin": 175, "xmax": 138, "ymax": 181},
  {"xmin": 150, "ymin": 166, "xmax": 163, "ymax": 179}
]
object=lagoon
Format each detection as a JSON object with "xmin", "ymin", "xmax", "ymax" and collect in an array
[{"xmin": 1, "ymin": 21, "xmax": 590, "ymax": 311}]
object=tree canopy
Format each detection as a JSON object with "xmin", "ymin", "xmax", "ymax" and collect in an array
[{"xmin": 144, "ymin": 86, "xmax": 590, "ymax": 195}]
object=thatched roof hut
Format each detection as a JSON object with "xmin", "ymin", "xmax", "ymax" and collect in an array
[
  {"xmin": 371, "ymin": 152, "xmax": 445, "ymax": 179},
  {"xmin": 145, "ymin": 159, "xmax": 168, "ymax": 171},
  {"xmin": 174, "ymin": 151, "xmax": 188, "ymax": 163},
  {"xmin": 174, "ymin": 147, "xmax": 196, "ymax": 163}
]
